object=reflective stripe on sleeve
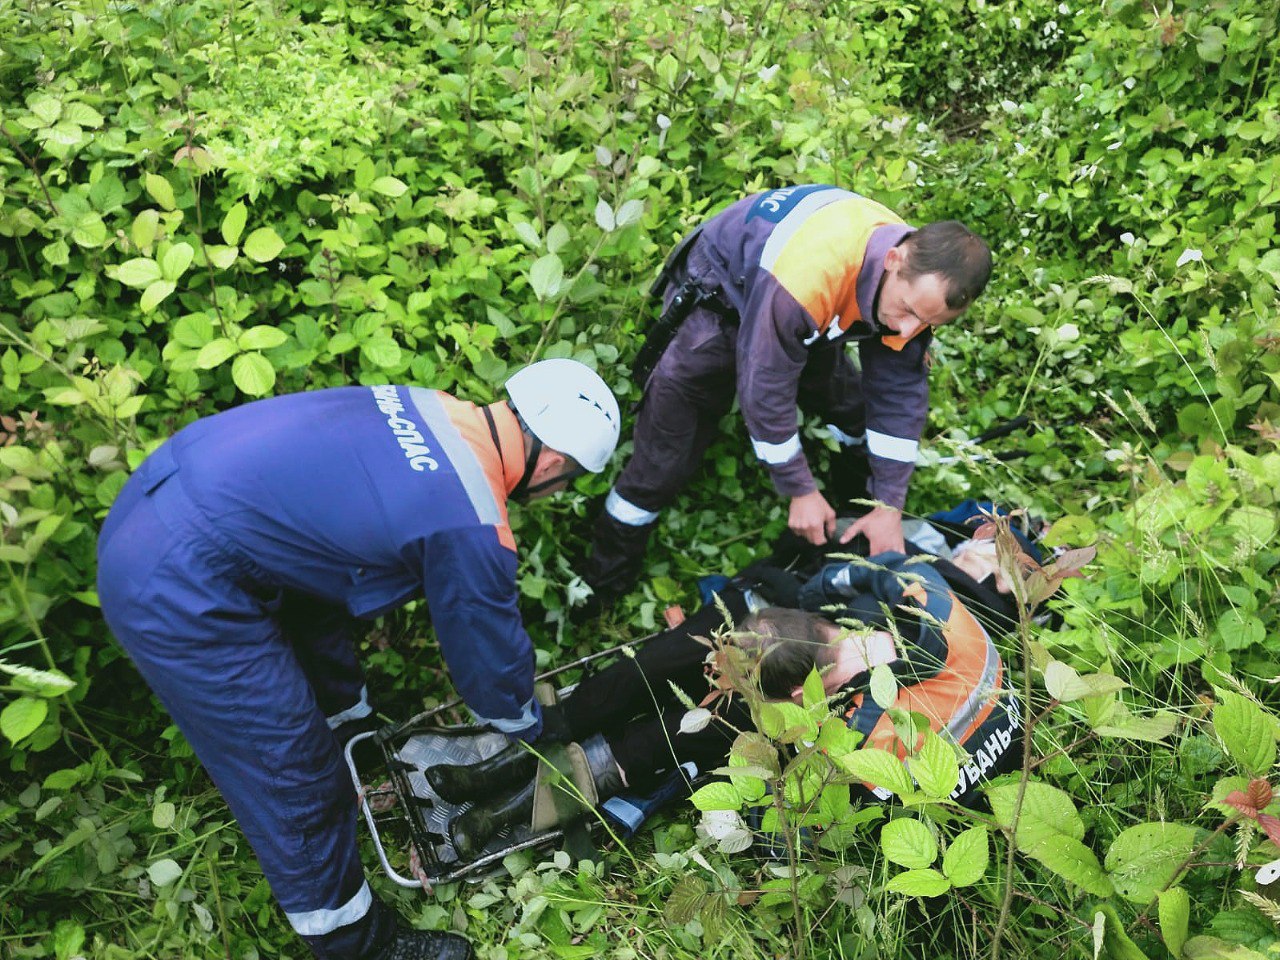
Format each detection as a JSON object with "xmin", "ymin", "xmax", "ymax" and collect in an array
[
  {"xmin": 865, "ymin": 429, "xmax": 919, "ymax": 463},
  {"xmin": 325, "ymin": 685, "xmax": 372, "ymax": 730},
  {"xmin": 751, "ymin": 433, "xmax": 802, "ymax": 465},
  {"xmin": 286, "ymin": 881, "xmax": 372, "ymax": 936},
  {"xmin": 475, "ymin": 696, "xmax": 539, "ymax": 736},
  {"xmin": 408, "ymin": 388, "xmax": 501, "ymax": 526},
  {"xmin": 605, "ymin": 489, "xmax": 660, "ymax": 527},
  {"xmin": 826, "ymin": 424, "xmax": 865, "ymax": 448}
]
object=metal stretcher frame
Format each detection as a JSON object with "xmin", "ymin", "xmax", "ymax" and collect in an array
[{"xmin": 343, "ymin": 635, "xmax": 659, "ymax": 890}]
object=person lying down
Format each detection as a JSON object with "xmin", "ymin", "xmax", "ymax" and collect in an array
[{"xmin": 426, "ymin": 548, "xmax": 1024, "ymax": 859}]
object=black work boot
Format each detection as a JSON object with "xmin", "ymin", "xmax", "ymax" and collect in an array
[
  {"xmin": 425, "ymin": 742, "xmax": 537, "ymax": 804},
  {"xmin": 449, "ymin": 779, "xmax": 536, "ymax": 860},
  {"xmin": 371, "ymin": 926, "xmax": 473, "ymax": 960}
]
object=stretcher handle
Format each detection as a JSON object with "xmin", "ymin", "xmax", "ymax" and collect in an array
[{"xmin": 970, "ymin": 415, "xmax": 1031, "ymax": 446}]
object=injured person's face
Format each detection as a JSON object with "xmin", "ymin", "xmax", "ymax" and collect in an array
[
  {"xmin": 950, "ymin": 536, "xmax": 1011, "ymax": 593},
  {"xmin": 795, "ymin": 627, "xmax": 899, "ymax": 703}
]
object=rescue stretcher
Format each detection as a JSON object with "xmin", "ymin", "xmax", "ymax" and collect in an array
[
  {"xmin": 343, "ymin": 636, "xmax": 674, "ymax": 890},
  {"xmin": 344, "ymin": 416, "xmax": 1041, "ymax": 889}
]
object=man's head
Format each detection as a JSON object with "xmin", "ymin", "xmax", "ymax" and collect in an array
[
  {"xmin": 877, "ymin": 221, "xmax": 992, "ymax": 340},
  {"xmin": 737, "ymin": 607, "xmax": 842, "ymax": 699},
  {"xmin": 505, "ymin": 359, "xmax": 621, "ymax": 501}
]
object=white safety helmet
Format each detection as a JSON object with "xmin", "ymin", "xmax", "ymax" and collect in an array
[{"xmin": 505, "ymin": 359, "xmax": 621, "ymax": 473}]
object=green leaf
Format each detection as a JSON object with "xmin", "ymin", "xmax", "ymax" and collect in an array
[
  {"xmin": 43, "ymin": 768, "xmax": 84, "ymax": 790},
  {"xmin": 757, "ymin": 701, "xmax": 817, "ymax": 743},
  {"xmin": 132, "ymin": 209, "xmax": 160, "ymax": 251},
  {"xmin": 615, "ymin": 199, "xmax": 644, "ymax": 228},
  {"xmin": 144, "ymin": 172, "xmax": 176, "ymax": 211},
  {"xmin": 195, "ymin": 338, "xmax": 239, "ymax": 369},
  {"xmin": 881, "ymin": 817, "xmax": 938, "ymax": 869},
  {"xmin": 594, "ymin": 198, "xmax": 615, "ymax": 232},
  {"xmin": 370, "ymin": 176, "xmax": 408, "ymax": 198},
  {"xmin": 147, "ymin": 858, "xmax": 183, "ymax": 887},
  {"xmin": 1213, "ymin": 690, "xmax": 1276, "ymax": 774},
  {"xmin": 942, "ymin": 827, "xmax": 989, "ymax": 887},
  {"xmin": 243, "ymin": 227, "xmax": 285, "ymax": 263},
  {"xmin": 237, "ymin": 326, "xmax": 288, "ymax": 351},
  {"xmin": 1104, "ymin": 822, "xmax": 1199, "ymax": 903},
  {"xmin": 89, "ymin": 175, "xmax": 126, "ymax": 213},
  {"xmin": 988, "ymin": 781, "xmax": 1114, "ymax": 896},
  {"xmin": 354, "ymin": 157, "xmax": 375, "ymax": 190},
  {"xmin": 0, "ymin": 660, "xmax": 75, "ymax": 696},
  {"xmin": 1096, "ymin": 904, "xmax": 1152, "ymax": 960},
  {"xmin": 1035, "ymin": 835, "xmax": 1115, "ymax": 898},
  {"xmin": 689, "ymin": 781, "xmax": 742, "ymax": 811},
  {"xmin": 801, "ymin": 667, "xmax": 825, "ymax": 710},
  {"xmin": 140, "ymin": 280, "xmax": 176, "ymax": 313},
  {"xmin": 232, "ymin": 352, "xmax": 276, "ymax": 396},
  {"xmin": 72, "ymin": 214, "xmax": 108, "ymax": 248},
  {"xmin": 546, "ymin": 222, "xmax": 570, "ymax": 254},
  {"xmin": 42, "ymin": 239, "xmax": 69, "ymax": 266},
  {"xmin": 870, "ymin": 663, "xmax": 897, "ymax": 710},
  {"xmin": 27, "ymin": 92, "xmax": 61, "ymax": 125},
  {"xmin": 1159, "ymin": 887, "xmax": 1190, "ymax": 957},
  {"xmin": 221, "ymin": 202, "xmax": 248, "ymax": 246},
  {"xmin": 837, "ymin": 747, "xmax": 913, "ymax": 796},
  {"xmin": 52, "ymin": 919, "xmax": 85, "ymax": 960},
  {"xmin": 63, "ymin": 102, "xmax": 103, "ymax": 128},
  {"xmin": 528, "ymin": 254, "xmax": 564, "ymax": 301},
  {"xmin": 1093, "ymin": 704, "xmax": 1178, "ymax": 743},
  {"xmin": 206, "ymin": 245, "xmax": 239, "ymax": 270},
  {"xmin": 152, "ymin": 801, "xmax": 176, "ymax": 829},
  {"xmin": 910, "ymin": 730, "xmax": 959, "ymax": 799},
  {"xmin": 1044, "ymin": 661, "xmax": 1129, "ymax": 702},
  {"xmin": 361, "ymin": 337, "xmax": 402, "ymax": 370},
  {"xmin": 884, "ymin": 868, "xmax": 950, "ymax": 897},
  {"xmin": 161, "ymin": 242, "xmax": 194, "ymax": 281},
  {"xmin": 116, "ymin": 258, "xmax": 163, "ymax": 289},
  {"xmin": 1183, "ymin": 936, "xmax": 1268, "ymax": 959},
  {"xmin": 1196, "ymin": 25, "xmax": 1227, "ymax": 63},
  {"xmin": 1, "ymin": 697, "xmax": 48, "ymax": 744}
]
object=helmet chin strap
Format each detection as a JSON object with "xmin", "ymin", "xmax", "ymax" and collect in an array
[
  {"xmin": 509, "ymin": 405, "xmax": 584, "ymax": 502},
  {"xmin": 509, "ymin": 409, "xmax": 543, "ymax": 503}
]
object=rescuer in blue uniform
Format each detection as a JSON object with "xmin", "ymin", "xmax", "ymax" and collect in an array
[{"xmin": 96, "ymin": 360, "xmax": 621, "ymax": 960}]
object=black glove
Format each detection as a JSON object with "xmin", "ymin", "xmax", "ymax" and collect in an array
[
  {"xmin": 737, "ymin": 562, "xmax": 802, "ymax": 608},
  {"xmin": 537, "ymin": 701, "xmax": 573, "ymax": 744}
]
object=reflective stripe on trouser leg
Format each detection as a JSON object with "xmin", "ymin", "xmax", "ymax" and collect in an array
[
  {"xmin": 605, "ymin": 488, "xmax": 661, "ymax": 527},
  {"xmin": 866, "ymin": 429, "xmax": 920, "ymax": 463},
  {"xmin": 585, "ymin": 340, "xmax": 734, "ymax": 594},
  {"xmin": 326, "ymin": 684, "xmax": 372, "ymax": 729},
  {"xmin": 95, "ymin": 480, "xmax": 374, "ymax": 956}
]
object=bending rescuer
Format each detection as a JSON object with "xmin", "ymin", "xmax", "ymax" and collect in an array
[
  {"xmin": 97, "ymin": 360, "xmax": 621, "ymax": 960},
  {"xmin": 581, "ymin": 184, "xmax": 993, "ymax": 615}
]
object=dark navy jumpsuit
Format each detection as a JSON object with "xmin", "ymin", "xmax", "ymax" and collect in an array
[
  {"xmin": 97, "ymin": 385, "xmax": 541, "ymax": 958},
  {"xmin": 586, "ymin": 185, "xmax": 933, "ymax": 599}
]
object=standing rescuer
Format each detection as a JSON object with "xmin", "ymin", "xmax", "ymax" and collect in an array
[
  {"xmin": 96, "ymin": 360, "xmax": 620, "ymax": 960},
  {"xmin": 581, "ymin": 184, "xmax": 993, "ymax": 616}
]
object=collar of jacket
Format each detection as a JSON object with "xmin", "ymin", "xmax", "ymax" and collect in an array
[{"xmin": 485, "ymin": 401, "xmax": 528, "ymax": 497}]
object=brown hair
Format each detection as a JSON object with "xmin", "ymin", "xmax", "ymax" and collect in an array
[
  {"xmin": 901, "ymin": 221, "xmax": 993, "ymax": 310},
  {"xmin": 737, "ymin": 607, "xmax": 833, "ymax": 700}
]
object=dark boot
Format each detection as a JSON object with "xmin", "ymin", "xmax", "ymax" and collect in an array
[
  {"xmin": 573, "ymin": 511, "xmax": 657, "ymax": 622},
  {"xmin": 371, "ymin": 926, "xmax": 473, "ymax": 960},
  {"xmin": 449, "ymin": 779, "xmax": 536, "ymax": 860},
  {"xmin": 425, "ymin": 742, "xmax": 537, "ymax": 804}
]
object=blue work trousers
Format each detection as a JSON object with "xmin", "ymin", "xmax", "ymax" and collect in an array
[{"xmin": 97, "ymin": 449, "xmax": 388, "ymax": 959}]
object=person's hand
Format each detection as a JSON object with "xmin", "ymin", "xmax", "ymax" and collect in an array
[
  {"xmin": 788, "ymin": 491, "xmax": 836, "ymax": 545},
  {"xmin": 840, "ymin": 505, "xmax": 904, "ymax": 554}
]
